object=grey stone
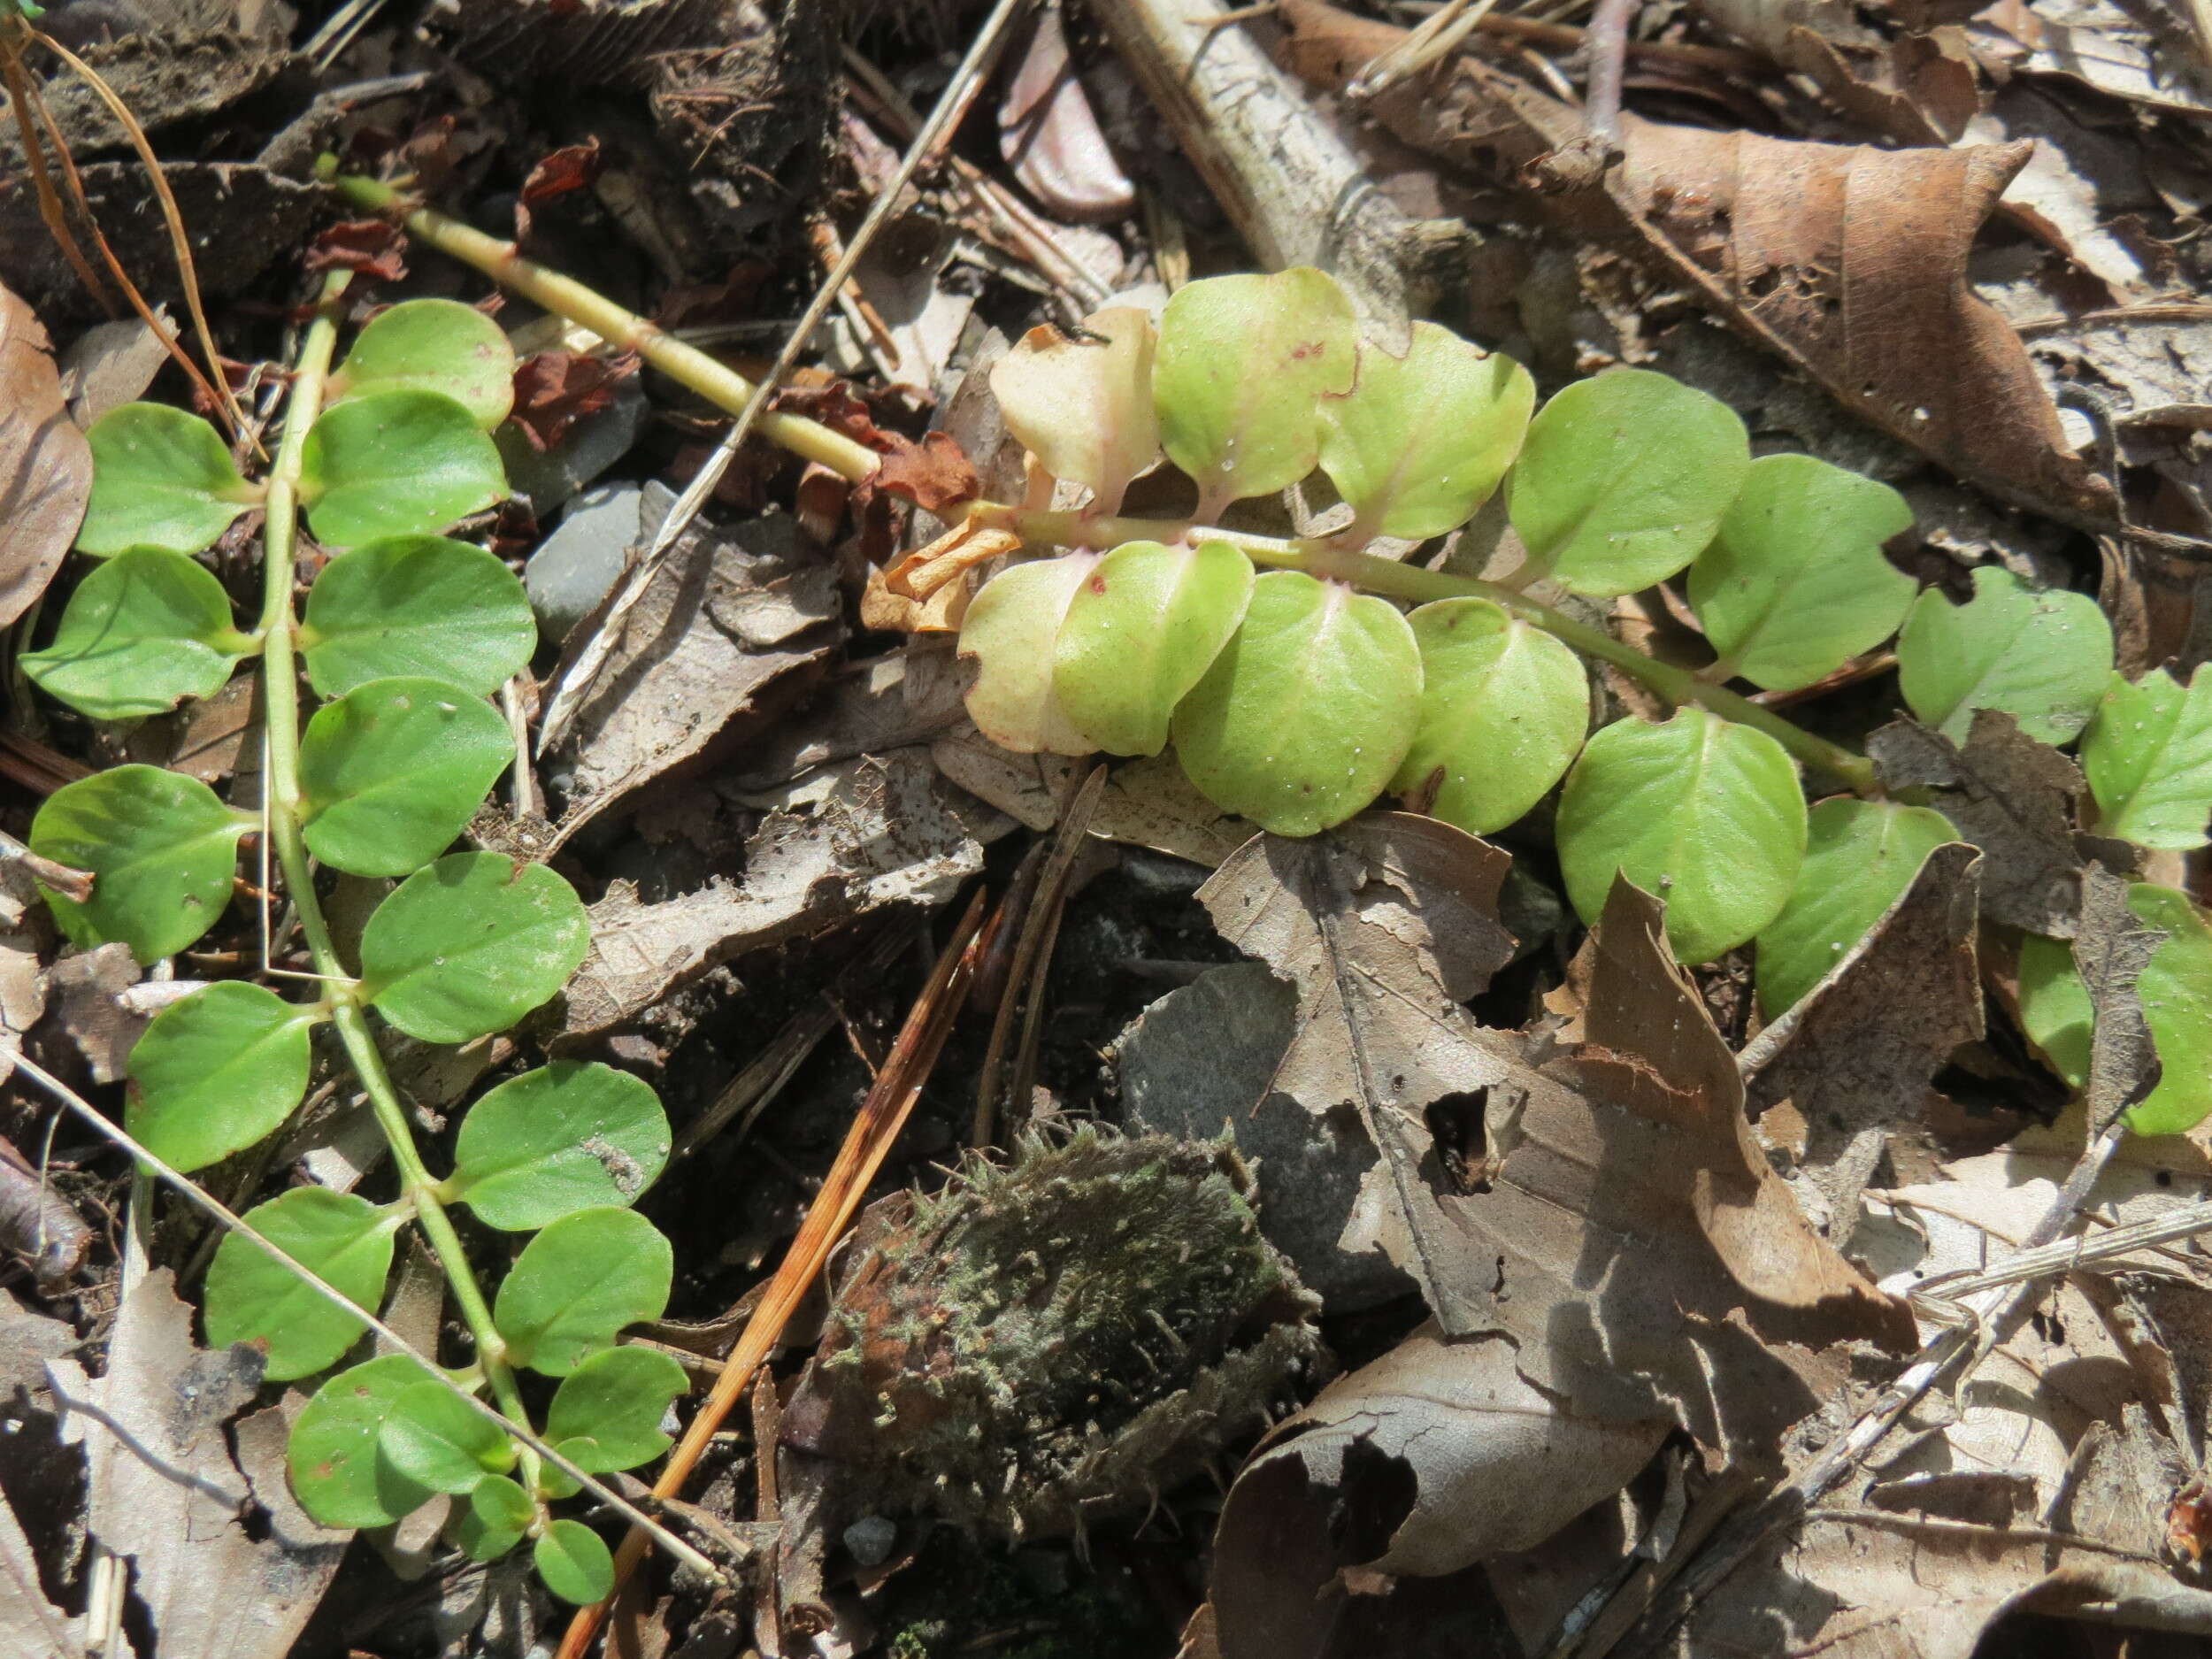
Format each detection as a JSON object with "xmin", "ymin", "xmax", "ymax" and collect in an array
[
  {"xmin": 524, "ymin": 480, "xmax": 644, "ymax": 646},
  {"xmin": 497, "ymin": 375, "xmax": 649, "ymax": 517}
]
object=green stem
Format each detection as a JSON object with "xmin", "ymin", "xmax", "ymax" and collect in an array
[
  {"xmin": 335, "ymin": 170, "xmax": 1878, "ymax": 797},
  {"xmin": 260, "ymin": 271, "xmax": 537, "ymax": 1449}
]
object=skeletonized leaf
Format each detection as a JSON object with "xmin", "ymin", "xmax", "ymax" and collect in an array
[
  {"xmin": 1053, "ymin": 539, "xmax": 1253, "ymax": 757},
  {"xmin": 360, "ymin": 853, "xmax": 591, "ymax": 1044},
  {"xmin": 1152, "ymin": 268, "xmax": 1357, "ymax": 505},
  {"xmin": 1317, "ymin": 324, "xmax": 1534, "ymax": 541},
  {"xmin": 1755, "ymin": 798, "xmax": 1959, "ymax": 1018},
  {"xmin": 300, "ymin": 534, "xmax": 536, "ymax": 697},
  {"xmin": 1390, "ymin": 597, "xmax": 1587, "ymax": 834},
  {"xmin": 1687, "ymin": 453, "xmax": 1916, "ymax": 691},
  {"xmin": 987, "ymin": 308, "xmax": 1158, "ymax": 510},
  {"xmin": 544, "ymin": 1345, "xmax": 687, "ymax": 1471},
  {"xmin": 328, "ymin": 298, "xmax": 516, "ymax": 430},
  {"xmin": 127, "ymin": 980, "xmax": 319, "ymax": 1172},
  {"xmin": 78, "ymin": 403, "xmax": 257, "ymax": 557},
  {"xmin": 957, "ymin": 554, "xmax": 1097, "ymax": 756},
  {"xmin": 448, "ymin": 1061, "xmax": 670, "ymax": 1231},
  {"xmin": 31, "ymin": 764, "xmax": 250, "ymax": 962},
  {"xmin": 205, "ymin": 1187, "xmax": 402, "ymax": 1380},
  {"xmin": 23, "ymin": 548, "xmax": 253, "ymax": 719},
  {"xmin": 491, "ymin": 1205, "xmax": 672, "ymax": 1375},
  {"xmin": 1504, "ymin": 369, "xmax": 1750, "ymax": 597},
  {"xmin": 1895, "ymin": 565, "xmax": 2113, "ymax": 745},
  {"xmin": 288, "ymin": 1355, "xmax": 439, "ymax": 1527},
  {"xmin": 299, "ymin": 678, "xmax": 512, "ymax": 877},
  {"xmin": 2081, "ymin": 667, "xmax": 2212, "ymax": 850},
  {"xmin": 1555, "ymin": 710, "xmax": 1807, "ymax": 964},
  {"xmin": 1171, "ymin": 570, "xmax": 1420, "ymax": 837},
  {"xmin": 300, "ymin": 389, "xmax": 504, "ymax": 549},
  {"xmin": 375, "ymin": 1379, "xmax": 516, "ymax": 1494},
  {"xmin": 0, "ymin": 280, "xmax": 93, "ymax": 625}
]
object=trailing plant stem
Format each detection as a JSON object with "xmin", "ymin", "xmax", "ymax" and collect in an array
[
  {"xmin": 258, "ymin": 272, "xmax": 535, "ymax": 1450},
  {"xmin": 337, "ymin": 170, "xmax": 1878, "ymax": 795}
]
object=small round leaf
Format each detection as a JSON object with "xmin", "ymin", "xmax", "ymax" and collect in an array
[
  {"xmin": 2081, "ymin": 667, "xmax": 2212, "ymax": 851},
  {"xmin": 1504, "ymin": 370, "xmax": 1750, "ymax": 597},
  {"xmin": 958, "ymin": 554, "xmax": 1099, "ymax": 756},
  {"xmin": 376, "ymin": 1379, "xmax": 517, "ymax": 1495},
  {"xmin": 206, "ymin": 1187, "xmax": 401, "ymax": 1381},
  {"xmin": 1754, "ymin": 798, "xmax": 1958, "ymax": 1018},
  {"xmin": 1171, "ymin": 570, "xmax": 1421, "ymax": 837},
  {"xmin": 1391, "ymin": 597, "xmax": 1588, "ymax": 834},
  {"xmin": 360, "ymin": 853, "xmax": 591, "ymax": 1044},
  {"xmin": 1152, "ymin": 268, "xmax": 1357, "ymax": 505},
  {"xmin": 535, "ymin": 1519, "xmax": 616, "ymax": 1605},
  {"xmin": 127, "ymin": 980, "xmax": 319, "ymax": 1172},
  {"xmin": 1555, "ymin": 709, "xmax": 1807, "ymax": 964},
  {"xmin": 300, "ymin": 535, "xmax": 536, "ymax": 697},
  {"xmin": 493, "ymin": 1206, "xmax": 673, "ymax": 1376},
  {"xmin": 449, "ymin": 1061, "xmax": 671, "ymax": 1231},
  {"xmin": 545, "ymin": 1345, "xmax": 687, "ymax": 1472},
  {"xmin": 1896, "ymin": 565, "xmax": 2114, "ymax": 745},
  {"xmin": 1053, "ymin": 539, "xmax": 1254, "ymax": 757},
  {"xmin": 79, "ymin": 403, "xmax": 257, "ymax": 557},
  {"xmin": 24, "ymin": 549, "xmax": 253, "ymax": 719},
  {"xmin": 288, "ymin": 1355, "xmax": 439, "ymax": 1528},
  {"xmin": 30, "ymin": 764, "xmax": 250, "ymax": 962},
  {"xmin": 330, "ymin": 298, "xmax": 517, "ymax": 430},
  {"xmin": 1687, "ymin": 454, "xmax": 1916, "ymax": 692},
  {"xmin": 300, "ymin": 678, "xmax": 512, "ymax": 877},
  {"xmin": 1318, "ymin": 324, "xmax": 1535, "ymax": 541},
  {"xmin": 456, "ymin": 1473, "xmax": 534, "ymax": 1561},
  {"xmin": 300, "ymin": 389, "xmax": 505, "ymax": 549},
  {"xmin": 987, "ymin": 307, "xmax": 1160, "ymax": 509}
]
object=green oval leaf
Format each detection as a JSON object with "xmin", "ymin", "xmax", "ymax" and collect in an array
[
  {"xmin": 534, "ymin": 1518, "xmax": 616, "ymax": 1605},
  {"xmin": 1153, "ymin": 268, "xmax": 1357, "ymax": 506},
  {"xmin": 456, "ymin": 1473, "xmax": 534, "ymax": 1562},
  {"xmin": 360, "ymin": 853, "xmax": 591, "ymax": 1044},
  {"xmin": 1754, "ymin": 798, "xmax": 1958, "ymax": 1018},
  {"xmin": 376, "ymin": 1379, "xmax": 517, "ymax": 1495},
  {"xmin": 449, "ymin": 1061, "xmax": 671, "ymax": 1231},
  {"xmin": 1504, "ymin": 369, "xmax": 1750, "ymax": 597},
  {"xmin": 1171, "ymin": 569, "xmax": 1421, "ymax": 837},
  {"xmin": 1318, "ymin": 323, "xmax": 1535, "ymax": 541},
  {"xmin": 1053, "ymin": 539, "xmax": 1254, "ymax": 757},
  {"xmin": 300, "ymin": 390, "xmax": 505, "ymax": 549},
  {"xmin": 2020, "ymin": 884, "xmax": 2212, "ymax": 1137},
  {"xmin": 23, "ymin": 548, "xmax": 253, "ymax": 719},
  {"xmin": 79, "ymin": 403, "xmax": 257, "ymax": 557},
  {"xmin": 300, "ymin": 535, "xmax": 536, "ymax": 698},
  {"xmin": 1687, "ymin": 453, "xmax": 1917, "ymax": 692},
  {"xmin": 545, "ymin": 1345, "xmax": 687, "ymax": 1472},
  {"xmin": 492, "ymin": 1206, "xmax": 672, "ymax": 1376},
  {"xmin": 330, "ymin": 299, "xmax": 517, "ymax": 431},
  {"xmin": 1390, "ymin": 597, "xmax": 1587, "ymax": 834},
  {"xmin": 987, "ymin": 307, "xmax": 1160, "ymax": 509},
  {"xmin": 300, "ymin": 678, "xmax": 512, "ymax": 877},
  {"xmin": 1555, "ymin": 709, "xmax": 1807, "ymax": 964},
  {"xmin": 1895, "ymin": 565, "xmax": 2114, "ymax": 745},
  {"xmin": 2082, "ymin": 667, "xmax": 2212, "ymax": 850},
  {"xmin": 958, "ymin": 554, "xmax": 1098, "ymax": 756},
  {"xmin": 30, "ymin": 764, "xmax": 249, "ymax": 962},
  {"xmin": 127, "ymin": 980, "xmax": 318, "ymax": 1172},
  {"xmin": 289, "ymin": 1355, "xmax": 440, "ymax": 1528},
  {"xmin": 206, "ymin": 1187, "xmax": 401, "ymax": 1381}
]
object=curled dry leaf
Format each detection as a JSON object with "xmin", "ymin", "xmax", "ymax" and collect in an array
[
  {"xmin": 0, "ymin": 1133, "xmax": 90, "ymax": 1293},
  {"xmin": 511, "ymin": 349, "xmax": 641, "ymax": 453},
  {"xmin": 304, "ymin": 219, "xmax": 410, "ymax": 282},
  {"xmin": 999, "ymin": 2, "xmax": 1137, "ymax": 222},
  {"xmin": 0, "ymin": 280, "xmax": 93, "ymax": 631},
  {"xmin": 2071, "ymin": 864, "xmax": 2167, "ymax": 1134}
]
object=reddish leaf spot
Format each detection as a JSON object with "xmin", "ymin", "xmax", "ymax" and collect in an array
[{"xmin": 1088, "ymin": 574, "xmax": 1109, "ymax": 595}]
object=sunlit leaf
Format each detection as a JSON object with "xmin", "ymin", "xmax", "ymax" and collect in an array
[
  {"xmin": 300, "ymin": 535, "xmax": 536, "ymax": 697},
  {"xmin": 288, "ymin": 1355, "xmax": 439, "ymax": 1528},
  {"xmin": 127, "ymin": 980, "xmax": 318, "ymax": 1172},
  {"xmin": 360, "ymin": 853, "xmax": 591, "ymax": 1044},
  {"xmin": 206, "ymin": 1187, "xmax": 401, "ymax": 1380},
  {"xmin": 448, "ymin": 1061, "xmax": 670, "ymax": 1232},
  {"xmin": 988, "ymin": 307, "xmax": 1159, "ymax": 510},
  {"xmin": 492, "ymin": 1206, "xmax": 672, "ymax": 1376},
  {"xmin": 544, "ymin": 1345, "xmax": 687, "ymax": 1472},
  {"xmin": 1171, "ymin": 570, "xmax": 1420, "ymax": 837},
  {"xmin": 958, "ymin": 554, "xmax": 1098, "ymax": 756},
  {"xmin": 31, "ymin": 764, "xmax": 250, "ymax": 962},
  {"xmin": 1318, "ymin": 324, "xmax": 1534, "ymax": 541},
  {"xmin": 1895, "ymin": 565, "xmax": 2113, "ymax": 746},
  {"xmin": 300, "ymin": 678, "xmax": 512, "ymax": 877},
  {"xmin": 1390, "ymin": 597, "xmax": 1587, "ymax": 834},
  {"xmin": 1687, "ymin": 454, "xmax": 1916, "ymax": 692},
  {"xmin": 1152, "ymin": 268, "xmax": 1357, "ymax": 506},
  {"xmin": 1555, "ymin": 709, "xmax": 1807, "ymax": 964},
  {"xmin": 78, "ymin": 403, "xmax": 257, "ymax": 557},
  {"xmin": 534, "ymin": 1518, "xmax": 615, "ymax": 1604},
  {"xmin": 23, "ymin": 549, "xmax": 254, "ymax": 719},
  {"xmin": 1053, "ymin": 539, "xmax": 1253, "ymax": 757},
  {"xmin": 376, "ymin": 1379, "xmax": 517, "ymax": 1494},
  {"xmin": 1504, "ymin": 369, "xmax": 1750, "ymax": 597},
  {"xmin": 2081, "ymin": 667, "xmax": 2212, "ymax": 850},
  {"xmin": 1754, "ymin": 798, "xmax": 1958, "ymax": 1018},
  {"xmin": 330, "ymin": 298, "xmax": 517, "ymax": 431},
  {"xmin": 300, "ymin": 389, "xmax": 505, "ymax": 549}
]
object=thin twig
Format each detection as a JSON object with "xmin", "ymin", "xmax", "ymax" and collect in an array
[{"xmin": 1580, "ymin": 0, "xmax": 1636, "ymax": 153}]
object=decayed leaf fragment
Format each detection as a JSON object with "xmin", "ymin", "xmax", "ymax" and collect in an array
[{"xmin": 0, "ymin": 281, "xmax": 93, "ymax": 630}]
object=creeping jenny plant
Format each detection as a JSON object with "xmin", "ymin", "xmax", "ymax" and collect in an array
[{"xmin": 26, "ymin": 279, "xmax": 676, "ymax": 1606}]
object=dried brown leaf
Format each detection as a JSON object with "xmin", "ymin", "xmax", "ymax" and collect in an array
[
  {"xmin": 511, "ymin": 349, "xmax": 641, "ymax": 453},
  {"xmin": 2074, "ymin": 864, "xmax": 2166, "ymax": 1133},
  {"xmin": 0, "ymin": 282, "xmax": 91, "ymax": 631},
  {"xmin": 303, "ymin": 219, "xmax": 408, "ymax": 282}
]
